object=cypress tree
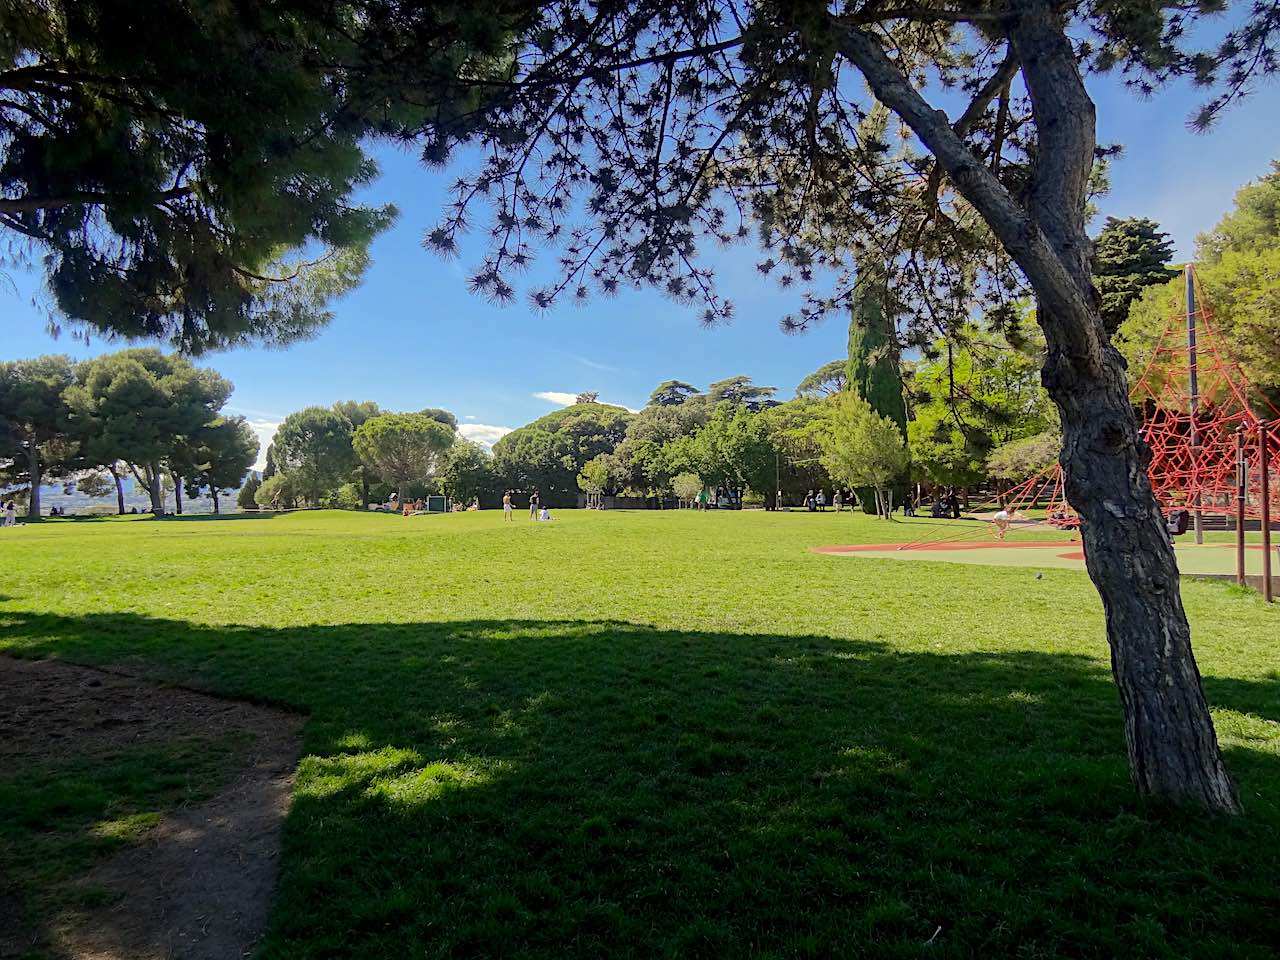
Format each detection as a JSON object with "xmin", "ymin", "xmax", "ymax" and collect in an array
[
  {"xmin": 844, "ymin": 272, "xmax": 908, "ymax": 513},
  {"xmin": 845, "ymin": 274, "xmax": 907, "ymax": 435}
]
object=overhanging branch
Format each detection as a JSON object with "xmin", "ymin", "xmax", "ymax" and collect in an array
[
  {"xmin": 833, "ymin": 20, "xmax": 1104, "ymax": 373},
  {"xmin": 0, "ymin": 185, "xmax": 194, "ymax": 215}
]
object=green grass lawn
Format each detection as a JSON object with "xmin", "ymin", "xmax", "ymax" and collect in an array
[{"xmin": 2, "ymin": 509, "xmax": 1278, "ymax": 958}]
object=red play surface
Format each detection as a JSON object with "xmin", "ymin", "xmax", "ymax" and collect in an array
[{"xmin": 813, "ymin": 541, "xmax": 1077, "ymax": 553}]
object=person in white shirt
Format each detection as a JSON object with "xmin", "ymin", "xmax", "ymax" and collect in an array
[
  {"xmin": 2, "ymin": 500, "xmax": 15, "ymax": 527},
  {"xmin": 989, "ymin": 506, "xmax": 1018, "ymax": 541}
]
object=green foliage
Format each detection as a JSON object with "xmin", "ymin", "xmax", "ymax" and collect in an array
[
  {"xmin": 332, "ymin": 401, "xmax": 383, "ymax": 432},
  {"xmin": 1197, "ymin": 161, "xmax": 1280, "ymax": 261},
  {"xmin": 2, "ymin": 511, "xmax": 1277, "ymax": 958},
  {"xmin": 820, "ymin": 393, "xmax": 909, "ymax": 516},
  {"xmin": 647, "ymin": 380, "xmax": 700, "ymax": 407},
  {"xmin": 0, "ymin": 354, "xmax": 77, "ymax": 516},
  {"xmin": 706, "ymin": 376, "xmax": 777, "ymax": 411},
  {"xmin": 237, "ymin": 473, "xmax": 262, "ymax": 511},
  {"xmin": 73, "ymin": 471, "xmax": 114, "ymax": 500},
  {"xmin": 418, "ymin": 408, "xmax": 460, "ymax": 431},
  {"xmin": 907, "ymin": 331, "xmax": 1052, "ymax": 489},
  {"xmin": 759, "ymin": 397, "xmax": 836, "ymax": 500},
  {"xmin": 275, "ymin": 407, "xmax": 355, "ymax": 507},
  {"xmin": 254, "ymin": 473, "xmax": 297, "ymax": 510},
  {"xmin": 0, "ymin": 0, "xmax": 522, "ymax": 348},
  {"xmin": 671, "ymin": 472, "xmax": 703, "ymax": 502},
  {"xmin": 437, "ymin": 440, "xmax": 496, "ymax": 505},
  {"xmin": 846, "ymin": 278, "xmax": 907, "ymax": 436},
  {"xmin": 691, "ymin": 403, "xmax": 776, "ymax": 495},
  {"xmin": 65, "ymin": 349, "xmax": 232, "ymax": 513},
  {"xmin": 1092, "ymin": 217, "xmax": 1178, "ymax": 335},
  {"xmin": 576, "ymin": 455, "xmax": 611, "ymax": 494},
  {"xmin": 351, "ymin": 413, "xmax": 454, "ymax": 503},
  {"xmin": 492, "ymin": 403, "xmax": 632, "ymax": 496},
  {"xmin": 1120, "ymin": 164, "xmax": 1280, "ymax": 401},
  {"xmin": 987, "ymin": 429, "xmax": 1063, "ymax": 481},
  {"xmin": 794, "ymin": 360, "xmax": 846, "ymax": 399},
  {"xmin": 182, "ymin": 417, "xmax": 260, "ymax": 512},
  {"xmin": 616, "ymin": 397, "xmax": 710, "ymax": 494}
]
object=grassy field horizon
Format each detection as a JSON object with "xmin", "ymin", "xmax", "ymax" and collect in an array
[{"xmin": 2, "ymin": 509, "xmax": 1277, "ymax": 958}]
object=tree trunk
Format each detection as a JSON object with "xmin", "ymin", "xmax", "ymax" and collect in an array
[
  {"xmin": 172, "ymin": 473, "xmax": 183, "ymax": 514},
  {"xmin": 146, "ymin": 464, "xmax": 165, "ymax": 515},
  {"xmin": 109, "ymin": 465, "xmax": 126, "ymax": 515},
  {"xmin": 361, "ymin": 468, "xmax": 370, "ymax": 509},
  {"xmin": 838, "ymin": 1, "xmax": 1240, "ymax": 811},
  {"xmin": 211, "ymin": 488, "xmax": 220, "ymax": 514},
  {"xmin": 25, "ymin": 444, "xmax": 41, "ymax": 519}
]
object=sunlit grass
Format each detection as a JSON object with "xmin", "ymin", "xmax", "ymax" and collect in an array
[{"xmin": 2, "ymin": 509, "xmax": 1277, "ymax": 958}]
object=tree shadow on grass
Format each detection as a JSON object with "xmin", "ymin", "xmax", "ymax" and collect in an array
[{"xmin": 3, "ymin": 612, "xmax": 1279, "ymax": 959}]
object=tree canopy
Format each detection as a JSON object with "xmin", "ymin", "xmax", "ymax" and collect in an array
[
  {"xmin": 65, "ymin": 349, "xmax": 232, "ymax": 513},
  {"xmin": 0, "ymin": 354, "xmax": 76, "ymax": 518},
  {"xmin": 794, "ymin": 360, "xmax": 846, "ymax": 399},
  {"xmin": 352, "ymin": 413, "xmax": 455, "ymax": 503},
  {"xmin": 274, "ymin": 407, "xmax": 355, "ymax": 507},
  {"xmin": 1092, "ymin": 217, "xmax": 1179, "ymax": 335},
  {"xmin": 0, "ymin": 0, "xmax": 536, "ymax": 350}
]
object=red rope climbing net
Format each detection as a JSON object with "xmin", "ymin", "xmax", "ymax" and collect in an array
[{"xmin": 1001, "ymin": 272, "xmax": 1279, "ymax": 530}]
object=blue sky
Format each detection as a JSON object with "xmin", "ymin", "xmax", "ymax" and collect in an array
[{"xmin": 3, "ymin": 59, "xmax": 1278, "ymax": 467}]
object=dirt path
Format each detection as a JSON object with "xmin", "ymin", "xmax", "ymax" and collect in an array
[{"xmin": 0, "ymin": 657, "xmax": 304, "ymax": 960}]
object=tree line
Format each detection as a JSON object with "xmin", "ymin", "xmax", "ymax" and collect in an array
[
  {"xmin": 1, "ymin": 349, "xmax": 257, "ymax": 519},
  {"xmin": 250, "ymin": 403, "xmax": 490, "ymax": 512}
]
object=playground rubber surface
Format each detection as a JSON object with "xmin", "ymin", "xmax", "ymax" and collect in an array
[{"xmin": 814, "ymin": 539, "xmax": 1273, "ymax": 576}]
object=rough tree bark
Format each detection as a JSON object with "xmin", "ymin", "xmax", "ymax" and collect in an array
[
  {"xmin": 838, "ymin": 0, "xmax": 1240, "ymax": 811},
  {"xmin": 141, "ymin": 463, "xmax": 165, "ymax": 515},
  {"xmin": 25, "ymin": 444, "xmax": 41, "ymax": 519},
  {"xmin": 108, "ymin": 464, "xmax": 126, "ymax": 515},
  {"xmin": 172, "ymin": 473, "xmax": 184, "ymax": 514}
]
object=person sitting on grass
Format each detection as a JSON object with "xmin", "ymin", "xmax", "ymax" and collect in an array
[{"xmin": 539, "ymin": 505, "xmax": 553, "ymax": 521}]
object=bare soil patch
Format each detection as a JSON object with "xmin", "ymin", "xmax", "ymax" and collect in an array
[{"xmin": 0, "ymin": 657, "xmax": 304, "ymax": 960}]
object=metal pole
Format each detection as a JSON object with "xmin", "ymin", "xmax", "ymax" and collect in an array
[
  {"xmin": 1261, "ymin": 421, "xmax": 1273, "ymax": 603},
  {"xmin": 1236, "ymin": 426, "xmax": 1247, "ymax": 587},
  {"xmin": 1186, "ymin": 264, "xmax": 1204, "ymax": 544}
]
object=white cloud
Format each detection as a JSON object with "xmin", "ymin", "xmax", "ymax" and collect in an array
[
  {"xmin": 532, "ymin": 390, "xmax": 639, "ymax": 413},
  {"xmin": 463, "ymin": 415, "xmax": 478, "ymax": 421},
  {"xmin": 244, "ymin": 419, "xmax": 281, "ymax": 472},
  {"xmin": 458, "ymin": 423, "xmax": 513, "ymax": 450},
  {"xmin": 533, "ymin": 390, "xmax": 580, "ymax": 407},
  {"xmin": 573, "ymin": 354, "xmax": 618, "ymax": 372}
]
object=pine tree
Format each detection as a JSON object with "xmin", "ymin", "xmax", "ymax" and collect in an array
[{"xmin": 1093, "ymin": 217, "xmax": 1178, "ymax": 335}]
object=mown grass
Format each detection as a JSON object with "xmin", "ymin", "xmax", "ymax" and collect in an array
[{"xmin": 1, "ymin": 509, "xmax": 1277, "ymax": 959}]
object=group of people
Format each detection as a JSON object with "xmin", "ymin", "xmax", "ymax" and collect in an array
[
  {"xmin": 503, "ymin": 490, "xmax": 553, "ymax": 521},
  {"xmin": 1, "ymin": 501, "xmax": 76, "ymax": 525}
]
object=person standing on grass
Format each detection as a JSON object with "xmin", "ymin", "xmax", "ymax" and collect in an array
[
  {"xmin": 697, "ymin": 488, "xmax": 708, "ymax": 511},
  {"xmin": 816, "ymin": 489, "xmax": 826, "ymax": 512},
  {"xmin": 529, "ymin": 489, "xmax": 540, "ymax": 520},
  {"xmin": 3, "ymin": 499, "xmax": 15, "ymax": 527},
  {"xmin": 503, "ymin": 491, "xmax": 513, "ymax": 521},
  {"xmin": 833, "ymin": 490, "xmax": 843, "ymax": 513}
]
